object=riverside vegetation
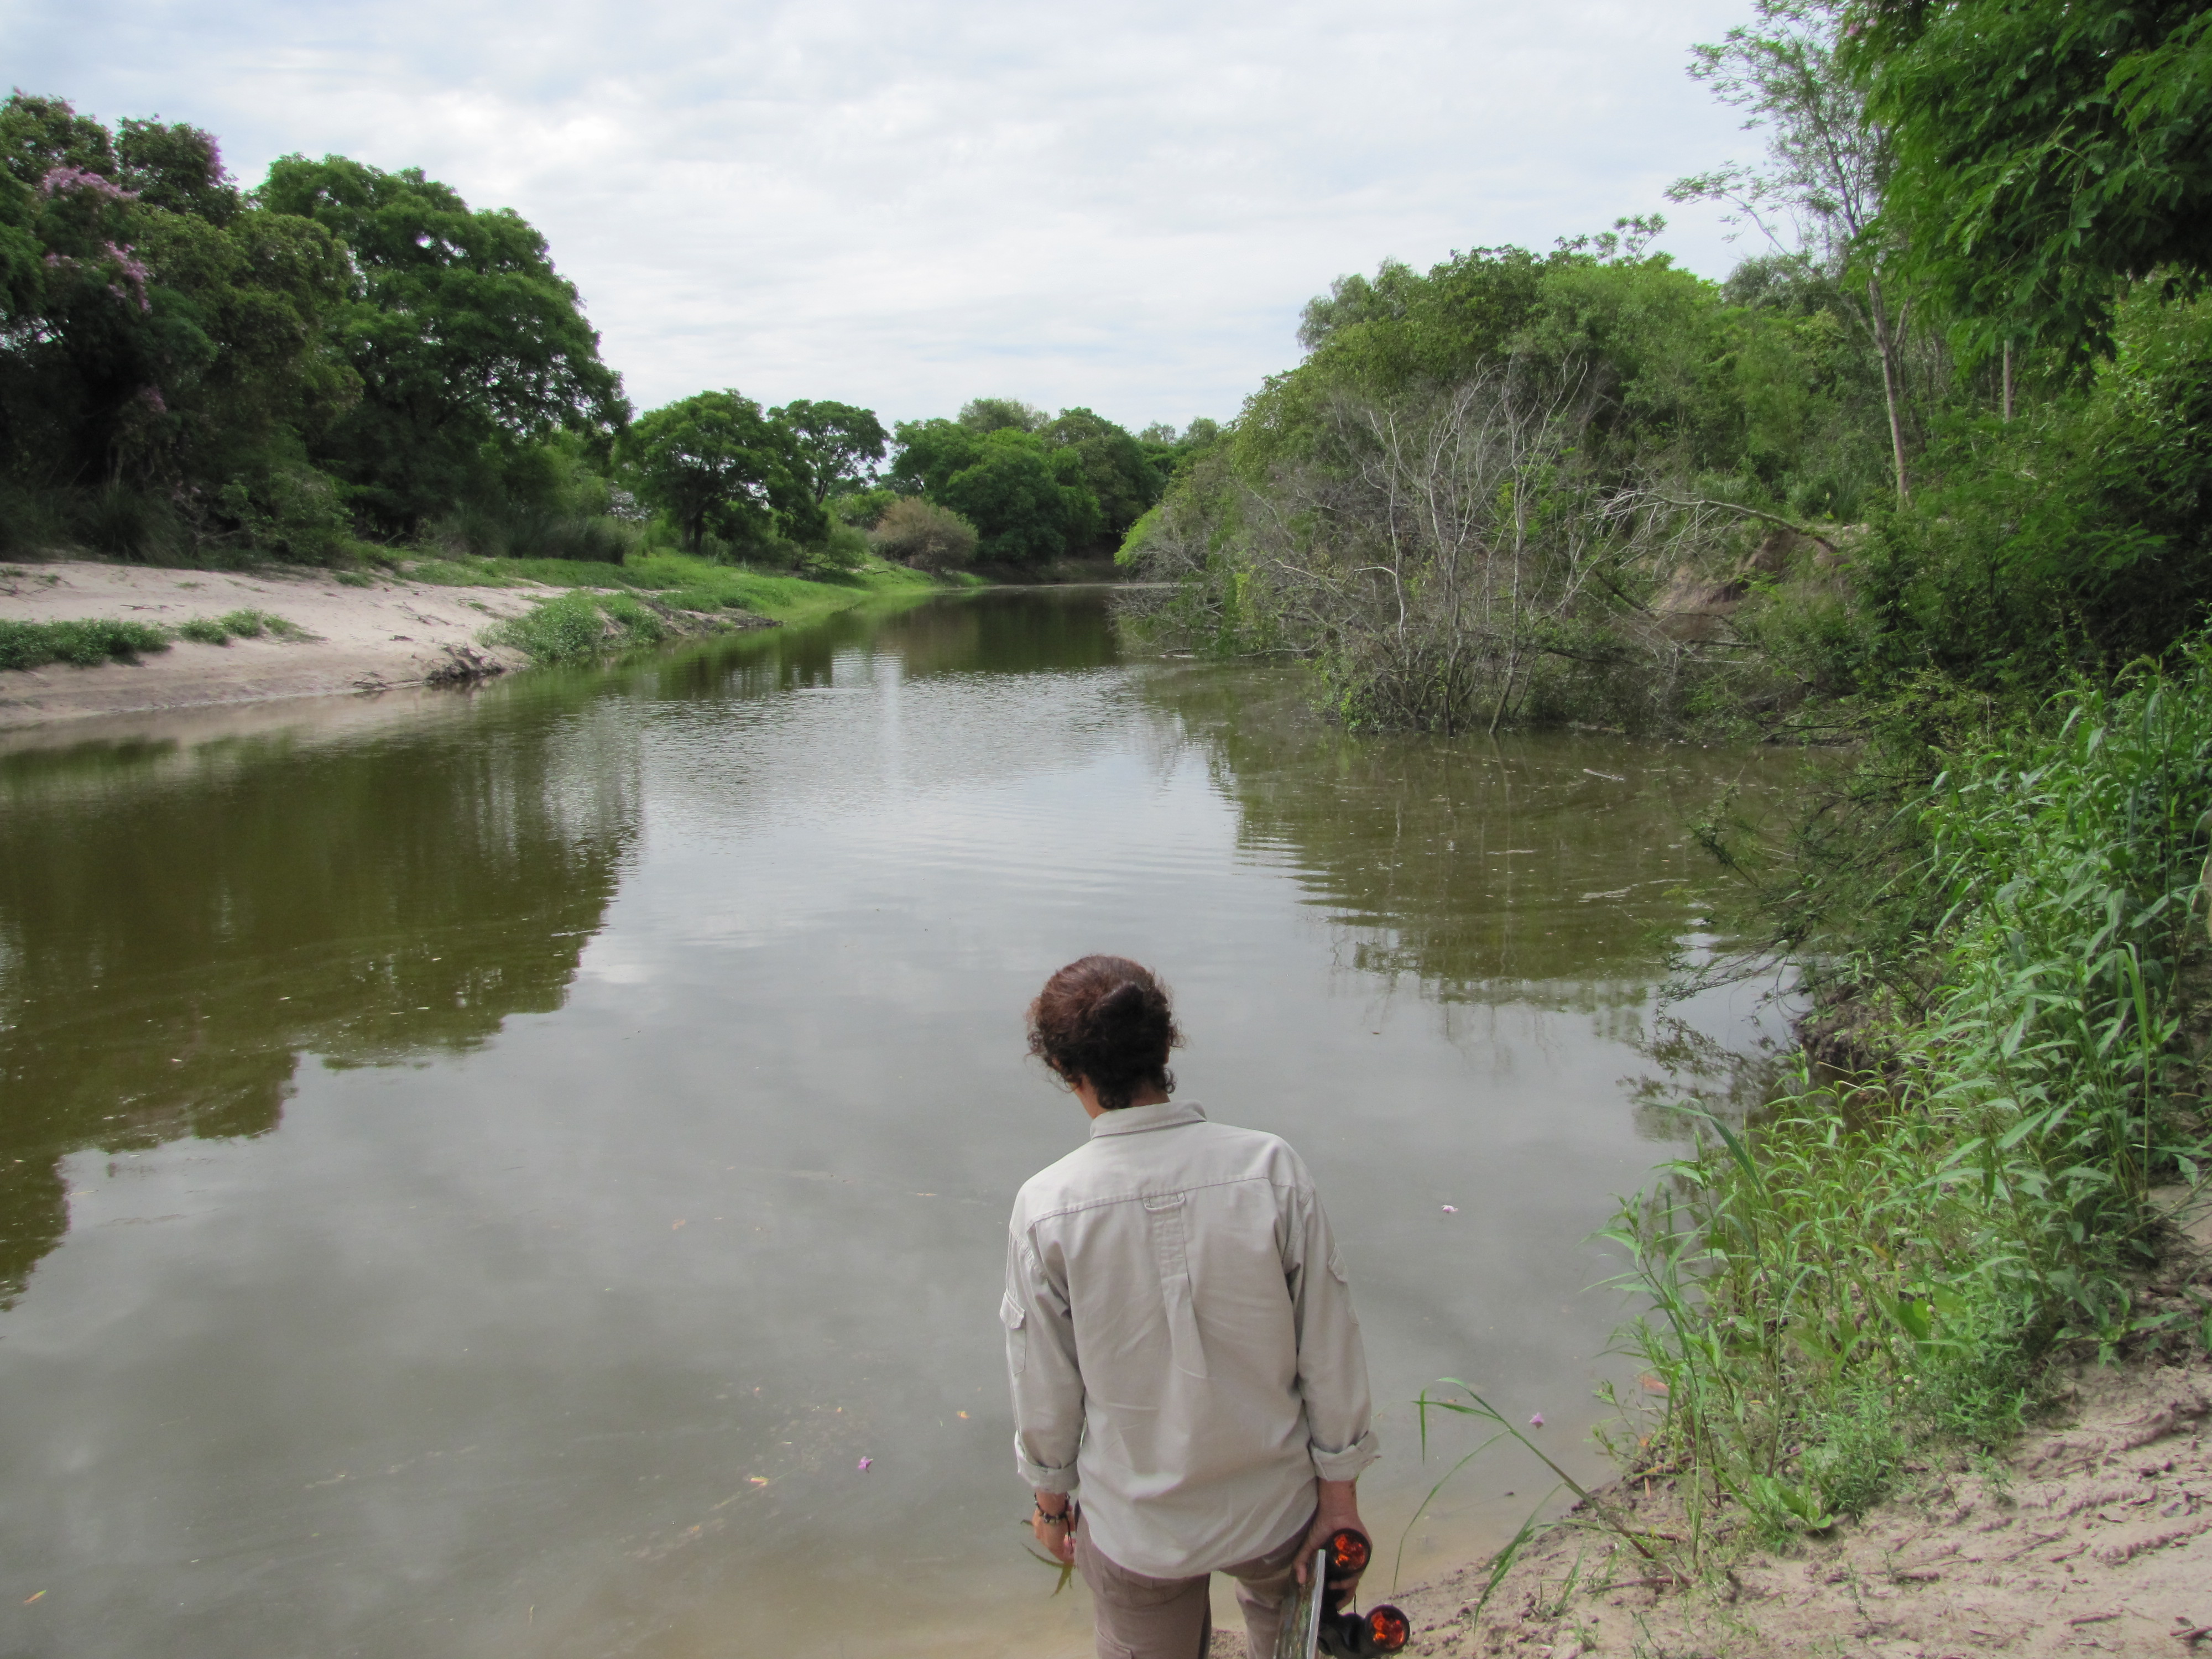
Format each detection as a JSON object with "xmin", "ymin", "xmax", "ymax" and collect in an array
[
  {"xmin": 1112, "ymin": 0, "xmax": 2212, "ymax": 1592},
  {"xmin": 0, "ymin": 95, "xmax": 1219, "ymax": 649},
  {"xmin": 0, "ymin": 606, "xmax": 307, "ymax": 669},
  {"xmin": 9, "ymin": 0, "xmax": 2212, "ymax": 1609}
]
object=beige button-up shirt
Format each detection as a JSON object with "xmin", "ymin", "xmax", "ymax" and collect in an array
[{"xmin": 1003, "ymin": 1100, "xmax": 1380, "ymax": 1578}]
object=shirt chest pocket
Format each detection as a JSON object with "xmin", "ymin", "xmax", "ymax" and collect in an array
[{"xmin": 1000, "ymin": 1292, "xmax": 1028, "ymax": 1377}]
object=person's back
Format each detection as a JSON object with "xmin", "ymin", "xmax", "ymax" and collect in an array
[{"xmin": 1005, "ymin": 956, "xmax": 1377, "ymax": 1659}]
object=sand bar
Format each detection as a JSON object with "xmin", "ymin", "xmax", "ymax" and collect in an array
[{"xmin": 0, "ymin": 560, "xmax": 576, "ymax": 728}]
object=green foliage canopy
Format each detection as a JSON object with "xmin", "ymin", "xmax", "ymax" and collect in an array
[
  {"xmin": 770, "ymin": 399, "xmax": 888, "ymax": 502},
  {"xmin": 258, "ymin": 154, "xmax": 628, "ymax": 532},
  {"xmin": 624, "ymin": 390, "xmax": 825, "ymax": 554},
  {"xmin": 1040, "ymin": 406, "xmax": 1160, "ymax": 537},
  {"xmin": 0, "ymin": 93, "xmax": 356, "ymax": 549},
  {"xmin": 1846, "ymin": 0, "xmax": 2212, "ymax": 360},
  {"xmin": 889, "ymin": 415, "xmax": 1108, "ymax": 562}
]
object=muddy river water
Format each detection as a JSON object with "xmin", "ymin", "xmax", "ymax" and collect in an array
[{"xmin": 0, "ymin": 589, "xmax": 1801, "ymax": 1658}]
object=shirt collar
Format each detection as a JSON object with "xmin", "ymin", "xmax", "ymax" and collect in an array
[{"xmin": 1088, "ymin": 1099, "xmax": 1208, "ymax": 1139}]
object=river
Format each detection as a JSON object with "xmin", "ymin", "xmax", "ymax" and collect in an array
[{"xmin": 0, "ymin": 588, "xmax": 1801, "ymax": 1657}]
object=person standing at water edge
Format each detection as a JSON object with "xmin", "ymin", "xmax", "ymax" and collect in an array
[{"xmin": 1003, "ymin": 955, "xmax": 1379, "ymax": 1658}]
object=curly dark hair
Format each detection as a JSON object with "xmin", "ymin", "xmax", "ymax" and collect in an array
[{"xmin": 1026, "ymin": 955, "xmax": 1182, "ymax": 1110}]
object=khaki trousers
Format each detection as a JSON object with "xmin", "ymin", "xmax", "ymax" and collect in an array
[{"xmin": 1074, "ymin": 1509, "xmax": 1314, "ymax": 1659}]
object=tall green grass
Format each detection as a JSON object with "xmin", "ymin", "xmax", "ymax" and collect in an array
[
  {"xmin": 479, "ymin": 591, "xmax": 667, "ymax": 665},
  {"xmin": 0, "ymin": 618, "xmax": 171, "ymax": 670},
  {"xmin": 415, "ymin": 549, "xmax": 954, "ymax": 625},
  {"xmin": 174, "ymin": 609, "xmax": 313, "ymax": 645},
  {"xmin": 1606, "ymin": 643, "xmax": 2212, "ymax": 1555}
]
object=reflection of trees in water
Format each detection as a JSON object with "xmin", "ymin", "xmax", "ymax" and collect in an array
[
  {"xmin": 648, "ymin": 588, "xmax": 1124, "ymax": 702},
  {"xmin": 1134, "ymin": 664, "xmax": 1809, "ymax": 1128},
  {"xmin": 0, "ymin": 706, "xmax": 637, "ymax": 1304},
  {"xmin": 1625, "ymin": 1011, "xmax": 1793, "ymax": 1141},
  {"xmin": 1141, "ymin": 666, "xmax": 1802, "ymax": 994}
]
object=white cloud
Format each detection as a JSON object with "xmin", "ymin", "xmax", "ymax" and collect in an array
[{"xmin": 14, "ymin": 0, "xmax": 1760, "ymax": 427}]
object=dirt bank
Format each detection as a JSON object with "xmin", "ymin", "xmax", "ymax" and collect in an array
[
  {"xmin": 3, "ymin": 561, "xmax": 601, "ymax": 727},
  {"xmin": 1353, "ymin": 1197, "xmax": 2212, "ymax": 1659}
]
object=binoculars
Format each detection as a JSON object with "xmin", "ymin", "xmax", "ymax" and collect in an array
[{"xmin": 1277, "ymin": 1528, "xmax": 1410, "ymax": 1659}]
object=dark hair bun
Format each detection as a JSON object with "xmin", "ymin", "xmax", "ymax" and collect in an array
[{"xmin": 1026, "ymin": 957, "xmax": 1181, "ymax": 1110}]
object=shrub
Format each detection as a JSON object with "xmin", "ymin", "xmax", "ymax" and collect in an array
[
  {"xmin": 174, "ymin": 609, "xmax": 312, "ymax": 645},
  {"xmin": 0, "ymin": 484, "xmax": 67, "ymax": 558},
  {"xmin": 869, "ymin": 497, "xmax": 977, "ymax": 571},
  {"xmin": 829, "ymin": 487, "xmax": 898, "ymax": 530},
  {"xmin": 800, "ymin": 523, "xmax": 870, "ymax": 575},
  {"xmin": 480, "ymin": 591, "xmax": 665, "ymax": 664},
  {"xmin": 1609, "ymin": 644, "xmax": 2212, "ymax": 1554},
  {"xmin": 530, "ymin": 514, "xmax": 636, "ymax": 564},
  {"xmin": 68, "ymin": 484, "xmax": 189, "ymax": 562},
  {"xmin": 214, "ymin": 464, "xmax": 353, "ymax": 564},
  {"xmin": 0, "ymin": 618, "xmax": 171, "ymax": 671}
]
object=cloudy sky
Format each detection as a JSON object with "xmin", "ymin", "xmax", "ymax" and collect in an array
[{"xmin": 13, "ymin": 0, "xmax": 1765, "ymax": 431}]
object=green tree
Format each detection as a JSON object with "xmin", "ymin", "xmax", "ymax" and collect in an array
[
  {"xmin": 886, "ymin": 416, "xmax": 980, "ymax": 497},
  {"xmin": 940, "ymin": 429, "xmax": 1099, "ymax": 562},
  {"xmin": 1133, "ymin": 417, "xmax": 1223, "ymax": 495},
  {"xmin": 624, "ymin": 389, "xmax": 824, "ymax": 554},
  {"xmin": 257, "ymin": 155, "xmax": 628, "ymax": 533},
  {"xmin": 957, "ymin": 395, "xmax": 1045, "ymax": 434},
  {"xmin": 1297, "ymin": 258, "xmax": 1425, "ymax": 350},
  {"xmin": 889, "ymin": 418, "xmax": 1099, "ymax": 562},
  {"xmin": 0, "ymin": 95, "xmax": 354, "ymax": 555},
  {"xmin": 1670, "ymin": 0, "xmax": 1915, "ymax": 502},
  {"xmin": 771, "ymin": 398, "xmax": 887, "ymax": 502},
  {"xmin": 1845, "ymin": 0, "xmax": 2212, "ymax": 362},
  {"xmin": 1041, "ymin": 406, "xmax": 1159, "ymax": 538}
]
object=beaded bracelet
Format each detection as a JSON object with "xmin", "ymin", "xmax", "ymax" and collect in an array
[{"xmin": 1034, "ymin": 1499, "xmax": 1076, "ymax": 1526}]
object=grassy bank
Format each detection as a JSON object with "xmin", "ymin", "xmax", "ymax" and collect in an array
[
  {"xmin": 0, "ymin": 617, "xmax": 171, "ymax": 671},
  {"xmin": 0, "ymin": 609, "xmax": 310, "ymax": 671},
  {"xmin": 415, "ymin": 551, "xmax": 968, "ymax": 665},
  {"xmin": 1608, "ymin": 646, "xmax": 2212, "ymax": 1561},
  {"xmin": 410, "ymin": 550, "xmax": 957, "ymax": 616}
]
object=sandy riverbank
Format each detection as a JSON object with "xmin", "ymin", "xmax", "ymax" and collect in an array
[
  {"xmin": 1, "ymin": 561, "xmax": 627, "ymax": 727},
  {"xmin": 1283, "ymin": 1194, "xmax": 2212, "ymax": 1659}
]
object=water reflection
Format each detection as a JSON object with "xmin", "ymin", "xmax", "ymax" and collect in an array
[
  {"xmin": 0, "ymin": 701, "xmax": 638, "ymax": 1301},
  {"xmin": 0, "ymin": 590, "xmax": 1796, "ymax": 1659},
  {"xmin": 1140, "ymin": 664, "xmax": 1806, "ymax": 1089}
]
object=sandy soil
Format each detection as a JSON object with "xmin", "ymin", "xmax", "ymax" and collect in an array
[
  {"xmin": 1202, "ymin": 1194, "xmax": 2212, "ymax": 1659},
  {"xmin": 0, "ymin": 561, "xmax": 575, "ymax": 727},
  {"xmin": 1350, "ymin": 1196, "xmax": 2212, "ymax": 1659}
]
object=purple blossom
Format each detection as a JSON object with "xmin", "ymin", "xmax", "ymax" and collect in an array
[
  {"xmin": 102, "ymin": 242, "xmax": 152, "ymax": 312},
  {"xmin": 1528, "ymin": 1412, "xmax": 1545, "ymax": 1429},
  {"xmin": 38, "ymin": 165, "xmax": 137, "ymax": 203},
  {"xmin": 138, "ymin": 385, "xmax": 167, "ymax": 415},
  {"xmin": 856, "ymin": 1456, "xmax": 873, "ymax": 1471}
]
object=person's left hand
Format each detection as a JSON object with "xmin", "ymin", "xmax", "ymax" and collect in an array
[
  {"xmin": 1031, "ymin": 1495, "xmax": 1077, "ymax": 1564},
  {"xmin": 1292, "ymin": 1478, "xmax": 1365, "ymax": 1587}
]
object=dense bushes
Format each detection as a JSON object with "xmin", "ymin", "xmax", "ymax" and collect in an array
[
  {"xmin": 1613, "ymin": 649, "xmax": 2212, "ymax": 1545},
  {"xmin": 481, "ymin": 591, "xmax": 667, "ymax": 665},
  {"xmin": 1123, "ymin": 232, "xmax": 1929, "ymax": 732},
  {"xmin": 869, "ymin": 497, "xmax": 978, "ymax": 571}
]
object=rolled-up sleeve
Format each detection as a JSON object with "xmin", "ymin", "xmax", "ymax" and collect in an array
[
  {"xmin": 1286, "ymin": 1185, "xmax": 1380, "ymax": 1481},
  {"xmin": 1005, "ymin": 1225, "xmax": 1084, "ymax": 1493}
]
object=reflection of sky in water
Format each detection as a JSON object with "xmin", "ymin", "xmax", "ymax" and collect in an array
[{"xmin": 0, "ymin": 594, "xmax": 1806, "ymax": 1658}]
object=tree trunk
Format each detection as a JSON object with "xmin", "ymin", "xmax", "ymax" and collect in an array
[
  {"xmin": 1866, "ymin": 273, "xmax": 1912, "ymax": 508},
  {"xmin": 2001, "ymin": 341, "xmax": 2015, "ymax": 423}
]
